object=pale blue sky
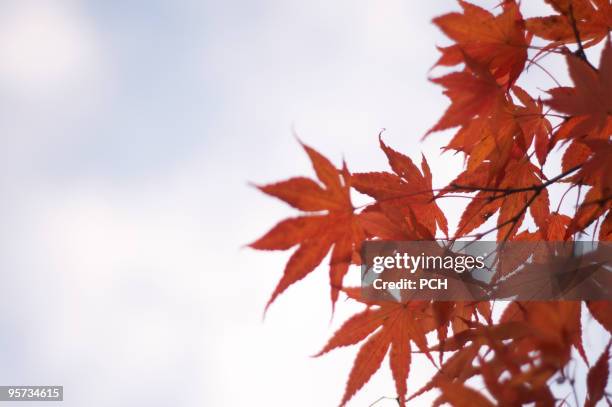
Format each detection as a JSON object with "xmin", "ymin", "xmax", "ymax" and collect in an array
[{"xmin": 0, "ymin": 1, "xmax": 607, "ymax": 406}]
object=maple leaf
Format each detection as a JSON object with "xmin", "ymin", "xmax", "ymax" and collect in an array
[
  {"xmin": 358, "ymin": 205, "xmax": 417, "ymax": 240},
  {"xmin": 442, "ymin": 96, "xmax": 538, "ymax": 188},
  {"xmin": 410, "ymin": 321, "xmax": 535, "ymax": 402},
  {"xmin": 577, "ymin": 139, "xmax": 612, "ymax": 187},
  {"xmin": 585, "ymin": 341, "xmax": 611, "ymax": 407},
  {"xmin": 433, "ymin": 0, "xmax": 529, "ymax": 87},
  {"xmin": 588, "ymin": 300, "xmax": 612, "ymax": 333},
  {"xmin": 545, "ymin": 39, "xmax": 612, "ymax": 140},
  {"xmin": 561, "ymin": 138, "xmax": 592, "ymax": 173},
  {"xmin": 500, "ymin": 301, "xmax": 586, "ymax": 368},
  {"xmin": 449, "ymin": 159, "xmax": 550, "ymax": 240},
  {"xmin": 526, "ymin": 0, "xmax": 612, "ymax": 48},
  {"xmin": 428, "ymin": 301, "xmax": 492, "ymax": 366},
  {"xmin": 250, "ymin": 143, "xmax": 364, "ymax": 309},
  {"xmin": 448, "ymin": 301, "xmax": 492, "ymax": 336},
  {"xmin": 601, "ymin": 211, "xmax": 612, "ymax": 240},
  {"xmin": 408, "ymin": 342, "xmax": 480, "ymax": 402},
  {"xmin": 435, "ymin": 381, "xmax": 494, "ymax": 407},
  {"xmin": 496, "ymin": 167, "xmax": 550, "ymax": 241},
  {"xmin": 427, "ymin": 55, "xmax": 505, "ymax": 135},
  {"xmin": 315, "ymin": 291, "xmax": 437, "ymax": 406},
  {"xmin": 565, "ymin": 145, "xmax": 612, "ymax": 237},
  {"xmin": 452, "ymin": 191, "xmax": 500, "ymax": 238},
  {"xmin": 566, "ymin": 187, "xmax": 611, "ymax": 239},
  {"xmin": 478, "ymin": 351, "xmax": 557, "ymax": 406},
  {"xmin": 493, "ymin": 230, "xmax": 542, "ymax": 282},
  {"xmin": 351, "ymin": 137, "xmax": 448, "ymax": 237},
  {"xmin": 546, "ymin": 212, "xmax": 572, "ymax": 240},
  {"xmin": 420, "ymin": 305, "xmax": 583, "ymax": 406},
  {"xmin": 512, "ymin": 86, "xmax": 553, "ymax": 166}
]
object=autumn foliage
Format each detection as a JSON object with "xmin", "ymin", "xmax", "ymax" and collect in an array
[{"xmin": 250, "ymin": 1, "xmax": 612, "ymax": 405}]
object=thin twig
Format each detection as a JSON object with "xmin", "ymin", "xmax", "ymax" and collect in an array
[
  {"xmin": 526, "ymin": 58, "xmax": 564, "ymax": 87},
  {"xmin": 450, "ymin": 165, "xmax": 582, "ymax": 195},
  {"xmin": 568, "ymin": 3, "xmax": 596, "ymax": 70},
  {"xmin": 368, "ymin": 396, "xmax": 399, "ymax": 407}
]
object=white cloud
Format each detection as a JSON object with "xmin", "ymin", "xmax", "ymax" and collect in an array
[{"xmin": 0, "ymin": 1, "xmax": 104, "ymax": 97}]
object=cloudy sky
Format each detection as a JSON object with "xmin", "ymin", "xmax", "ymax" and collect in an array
[{"xmin": 0, "ymin": 1, "xmax": 607, "ymax": 406}]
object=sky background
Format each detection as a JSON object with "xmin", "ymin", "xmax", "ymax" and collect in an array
[{"xmin": 0, "ymin": 1, "xmax": 608, "ymax": 406}]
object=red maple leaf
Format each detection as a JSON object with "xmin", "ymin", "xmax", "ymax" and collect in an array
[
  {"xmin": 565, "ymin": 139, "xmax": 612, "ymax": 237},
  {"xmin": 585, "ymin": 341, "xmax": 611, "ymax": 407},
  {"xmin": 512, "ymin": 86, "xmax": 553, "ymax": 166},
  {"xmin": 351, "ymin": 137, "xmax": 448, "ymax": 237},
  {"xmin": 449, "ymin": 159, "xmax": 550, "ymax": 240},
  {"xmin": 588, "ymin": 301, "xmax": 612, "ymax": 334},
  {"xmin": 526, "ymin": 0, "xmax": 612, "ymax": 48},
  {"xmin": 250, "ymin": 143, "xmax": 364, "ymax": 308},
  {"xmin": 427, "ymin": 55, "xmax": 505, "ymax": 135},
  {"xmin": 315, "ymin": 289, "xmax": 436, "ymax": 406},
  {"xmin": 546, "ymin": 39, "xmax": 612, "ymax": 140},
  {"xmin": 433, "ymin": 0, "xmax": 529, "ymax": 87}
]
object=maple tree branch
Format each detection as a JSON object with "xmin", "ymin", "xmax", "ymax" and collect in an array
[
  {"xmin": 361, "ymin": 163, "xmax": 582, "ymax": 214},
  {"xmin": 449, "ymin": 165, "xmax": 582, "ymax": 196},
  {"xmin": 449, "ymin": 165, "xmax": 582, "ymax": 241},
  {"xmin": 435, "ymin": 194, "xmax": 487, "ymax": 200},
  {"xmin": 567, "ymin": 3, "xmax": 596, "ymax": 70},
  {"xmin": 458, "ymin": 186, "xmax": 543, "ymax": 242}
]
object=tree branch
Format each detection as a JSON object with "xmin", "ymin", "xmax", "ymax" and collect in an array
[
  {"xmin": 450, "ymin": 165, "xmax": 582, "ymax": 197},
  {"xmin": 567, "ymin": 3, "xmax": 596, "ymax": 70}
]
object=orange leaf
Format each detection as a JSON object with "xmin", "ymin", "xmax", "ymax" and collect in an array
[
  {"xmin": 456, "ymin": 191, "xmax": 502, "ymax": 237},
  {"xmin": 250, "ymin": 143, "xmax": 363, "ymax": 310},
  {"xmin": 315, "ymin": 308, "xmax": 386, "ymax": 357},
  {"xmin": 319, "ymin": 296, "xmax": 436, "ymax": 406},
  {"xmin": 566, "ymin": 187, "xmax": 611, "ymax": 238},
  {"xmin": 437, "ymin": 382, "xmax": 495, "ymax": 407},
  {"xmin": 433, "ymin": 0, "xmax": 529, "ymax": 87},
  {"xmin": 389, "ymin": 311, "xmax": 412, "ymax": 407},
  {"xmin": 265, "ymin": 235, "xmax": 333, "ymax": 310},
  {"xmin": 585, "ymin": 341, "xmax": 611, "ymax": 407},
  {"xmin": 427, "ymin": 61, "xmax": 504, "ymax": 134},
  {"xmin": 249, "ymin": 215, "xmax": 327, "ymax": 250},
  {"xmin": 545, "ymin": 39, "xmax": 612, "ymax": 139},
  {"xmin": 526, "ymin": 0, "xmax": 612, "ymax": 48},
  {"xmin": 512, "ymin": 86, "xmax": 553, "ymax": 166},
  {"xmin": 352, "ymin": 138, "xmax": 448, "ymax": 237},
  {"xmin": 600, "ymin": 211, "xmax": 612, "ymax": 241},
  {"xmin": 562, "ymin": 139, "xmax": 591, "ymax": 173},
  {"xmin": 588, "ymin": 301, "xmax": 612, "ymax": 334},
  {"xmin": 340, "ymin": 328, "xmax": 391, "ymax": 406},
  {"xmin": 258, "ymin": 177, "xmax": 340, "ymax": 212}
]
